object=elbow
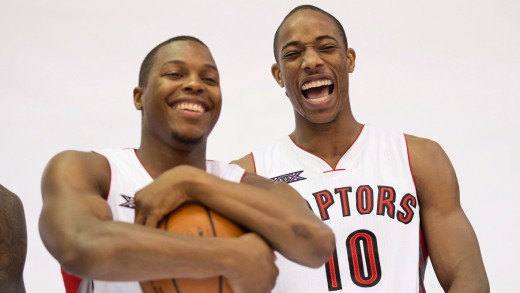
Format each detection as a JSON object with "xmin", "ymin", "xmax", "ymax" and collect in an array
[
  {"xmin": 308, "ymin": 225, "xmax": 336, "ymax": 268},
  {"xmin": 58, "ymin": 238, "xmax": 106, "ymax": 278},
  {"xmin": 59, "ymin": 245, "xmax": 89, "ymax": 277},
  {"xmin": 291, "ymin": 222, "xmax": 336, "ymax": 268},
  {"xmin": 50, "ymin": 228, "xmax": 116, "ymax": 279},
  {"xmin": 474, "ymin": 274, "xmax": 490, "ymax": 293}
]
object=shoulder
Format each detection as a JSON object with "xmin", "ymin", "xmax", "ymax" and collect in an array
[
  {"xmin": 0, "ymin": 184, "xmax": 26, "ymax": 222},
  {"xmin": 46, "ymin": 150, "xmax": 109, "ymax": 172},
  {"xmin": 230, "ymin": 153, "xmax": 255, "ymax": 174},
  {"xmin": 405, "ymin": 134, "xmax": 458, "ymax": 201},
  {"xmin": 230, "ymin": 137, "xmax": 290, "ymax": 174},
  {"xmin": 405, "ymin": 134, "xmax": 450, "ymax": 170},
  {"xmin": 42, "ymin": 150, "xmax": 111, "ymax": 197},
  {"xmin": 0, "ymin": 185, "xmax": 22, "ymax": 206},
  {"xmin": 0, "ymin": 185, "xmax": 25, "ymax": 225}
]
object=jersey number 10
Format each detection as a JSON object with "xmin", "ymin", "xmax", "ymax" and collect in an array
[{"xmin": 326, "ymin": 229, "xmax": 382, "ymax": 291}]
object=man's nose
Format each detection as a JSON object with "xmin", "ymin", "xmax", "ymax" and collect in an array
[
  {"xmin": 183, "ymin": 74, "xmax": 204, "ymax": 93},
  {"xmin": 301, "ymin": 48, "xmax": 323, "ymax": 71}
]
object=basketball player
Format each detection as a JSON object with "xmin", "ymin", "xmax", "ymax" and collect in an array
[
  {"xmin": 0, "ymin": 184, "xmax": 27, "ymax": 293},
  {"xmin": 39, "ymin": 36, "xmax": 335, "ymax": 293},
  {"xmin": 232, "ymin": 5, "xmax": 489, "ymax": 292}
]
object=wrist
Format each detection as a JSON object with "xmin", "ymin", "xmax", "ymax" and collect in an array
[{"xmin": 172, "ymin": 165, "xmax": 210, "ymax": 201}]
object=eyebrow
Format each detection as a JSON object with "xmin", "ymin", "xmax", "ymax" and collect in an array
[
  {"xmin": 281, "ymin": 35, "xmax": 338, "ymax": 52},
  {"xmin": 161, "ymin": 60, "xmax": 218, "ymax": 72}
]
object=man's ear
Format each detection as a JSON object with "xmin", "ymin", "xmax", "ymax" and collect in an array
[
  {"xmin": 133, "ymin": 87, "xmax": 144, "ymax": 110},
  {"xmin": 347, "ymin": 48, "xmax": 356, "ymax": 73},
  {"xmin": 271, "ymin": 63, "xmax": 284, "ymax": 88}
]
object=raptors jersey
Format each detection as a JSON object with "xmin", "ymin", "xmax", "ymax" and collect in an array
[
  {"xmin": 251, "ymin": 125, "xmax": 427, "ymax": 293},
  {"xmin": 64, "ymin": 148, "xmax": 246, "ymax": 293}
]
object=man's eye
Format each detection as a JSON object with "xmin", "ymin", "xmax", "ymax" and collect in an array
[
  {"xmin": 283, "ymin": 51, "xmax": 300, "ymax": 59},
  {"xmin": 320, "ymin": 45, "xmax": 337, "ymax": 52},
  {"xmin": 203, "ymin": 77, "xmax": 219, "ymax": 85},
  {"xmin": 166, "ymin": 72, "xmax": 182, "ymax": 78}
]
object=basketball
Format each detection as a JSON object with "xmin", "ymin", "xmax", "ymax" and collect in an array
[{"xmin": 140, "ymin": 202, "xmax": 245, "ymax": 293}]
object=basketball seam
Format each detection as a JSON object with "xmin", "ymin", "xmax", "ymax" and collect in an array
[{"xmin": 205, "ymin": 206, "xmax": 223, "ymax": 293}]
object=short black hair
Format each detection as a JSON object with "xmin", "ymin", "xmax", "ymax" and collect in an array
[
  {"xmin": 138, "ymin": 36, "xmax": 208, "ymax": 87},
  {"xmin": 273, "ymin": 5, "xmax": 348, "ymax": 62}
]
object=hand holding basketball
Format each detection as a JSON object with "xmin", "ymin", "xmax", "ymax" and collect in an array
[
  {"xmin": 224, "ymin": 233, "xmax": 279, "ymax": 293},
  {"xmin": 134, "ymin": 165, "xmax": 196, "ymax": 227},
  {"xmin": 139, "ymin": 202, "xmax": 278, "ymax": 293}
]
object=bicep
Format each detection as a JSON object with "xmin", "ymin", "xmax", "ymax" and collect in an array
[
  {"xmin": 0, "ymin": 188, "xmax": 27, "ymax": 279},
  {"xmin": 39, "ymin": 151, "xmax": 113, "ymax": 257},
  {"xmin": 409, "ymin": 136, "xmax": 484, "ymax": 288}
]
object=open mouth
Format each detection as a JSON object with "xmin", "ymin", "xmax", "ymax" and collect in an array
[
  {"xmin": 172, "ymin": 102, "xmax": 206, "ymax": 113},
  {"xmin": 301, "ymin": 79, "xmax": 334, "ymax": 103}
]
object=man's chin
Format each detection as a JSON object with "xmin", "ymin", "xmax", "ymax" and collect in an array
[{"xmin": 171, "ymin": 131, "xmax": 203, "ymax": 146}]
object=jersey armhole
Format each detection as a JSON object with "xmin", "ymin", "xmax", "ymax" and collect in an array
[
  {"xmin": 403, "ymin": 134, "xmax": 418, "ymax": 189},
  {"xmin": 92, "ymin": 150, "xmax": 112, "ymax": 200},
  {"xmin": 61, "ymin": 268, "xmax": 82, "ymax": 293}
]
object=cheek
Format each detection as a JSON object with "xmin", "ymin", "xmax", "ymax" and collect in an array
[{"xmin": 212, "ymin": 89, "xmax": 222, "ymax": 105}]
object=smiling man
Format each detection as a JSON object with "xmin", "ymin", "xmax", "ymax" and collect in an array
[
  {"xmin": 39, "ymin": 36, "xmax": 334, "ymax": 293},
  {"xmin": 233, "ymin": 5, "xmax": 489, "ymax": 293}
]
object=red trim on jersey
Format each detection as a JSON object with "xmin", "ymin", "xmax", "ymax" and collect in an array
[
  {"xmin": 420, "ymin": 227, "xmax": 429, "ymax": 262},
  {"xmin": 323, "ymin": 169, "xmax": 346, "ymax": 173},
  {"xmin": 328, "ymin": 254, "xmax": 338, "ymax": 288},
  {"xmin": 288, "ymin": 124, "xmax": 365, "ymax": 171},
  {"xmin": 106, "ymin": 157, "xmax": 113, "ymax": 201},
  {"xmin": 250, "ymin": 152, "xmax": 258, "ymax": 174},
  {"xmin": 403, "ymin": 134, "xmax": 418, "ymax": 188},
  {"xmin": 133, "ymin": 148, "xmax": 155, "ymax": 180},
  {"xmin": 239, "ymin": 170, "xmax": 247, "ymax": 182},
  {"xmin": 61, "ymin": 268, "xmax": 82, "ymax": 293},
  {"xmin": 92, "ymin": 150, "xmax": 112, "ymax": 200}
]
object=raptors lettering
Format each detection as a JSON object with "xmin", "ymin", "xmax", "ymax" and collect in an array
[{"xmin": 311, "ymin": 185, "xmax": 417, "ymax": 224}]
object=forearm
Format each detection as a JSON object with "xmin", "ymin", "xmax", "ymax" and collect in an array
[
  {"xmin": 55, "ymin": 219, "xmax": 240, "ymax": 281},
  {"xmin": 423, "ymin": 210, "xmax": 489, "ymax": 293},
  {"xmin": 446, "ymin": 278, "xmax": 490, "ymax": 293},
  {"xmin": 186, "ymin": 169, "xmax": 335, "ymax": 267}
]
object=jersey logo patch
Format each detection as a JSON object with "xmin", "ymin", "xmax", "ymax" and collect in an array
[
  {"xmin": 271, "ymin": 170, "xmax": 306, "ymax": 183},
  {"xmin": 119, "ymin": 194, "xmax": 135, "ymax": 209}
]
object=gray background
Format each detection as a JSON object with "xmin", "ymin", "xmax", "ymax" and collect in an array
[{"xmin": 1, "ymin": 0, "xmax": 518, "ymax": 291}]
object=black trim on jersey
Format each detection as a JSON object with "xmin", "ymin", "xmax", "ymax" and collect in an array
[
  {"xmin": 118, "ymin": 194, "xmax": 135, "ymax": 209},
  {"xmin": 312, "ymin": 190, "xmax": 334, "ymax": 220},
  {"xmin": 270, "ymin": 170, "xmax": 306, "ymax": 183},
  {"xmin": 334, "ymin": 187, "xmax": 352, "ymax": 217},
  {"xmin": 325, "ymin": 249, "xmax": 342, "ymax": 291},
  {"xmin": 377, "ymin": 186, "xmax": 396, "ymax": 218},
  {"xmin": 397, "ymin": 193, "xmax": 417, "ymax": 224},
  {"xmin": 356, "ymin": 185, "xmax": 374, "ymax": 214},
  {"xmin": 346, "ymin": 229, "xmax": 382, "ymax": 287}
]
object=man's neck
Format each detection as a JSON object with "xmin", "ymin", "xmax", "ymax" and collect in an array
[
  {"xmin": 136, "ymin": 140, "xmax": 207, "ymax": 179},
  {"xmin": 290, "ymin": 117, "xmax": 363, "ymax": 169}
]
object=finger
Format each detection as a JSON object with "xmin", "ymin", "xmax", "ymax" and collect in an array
[
  {"xmin": 134, "ymin": 211, "xmax": 146, "ymax": 225},
  {"xmin": 144, "ymin": 212, "xmax": 162, "ymax": 228}
]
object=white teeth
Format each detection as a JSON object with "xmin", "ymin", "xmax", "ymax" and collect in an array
[
  {"xmin": 301, "ymin": 79, "xmax": 332, "ymax": 90},
  {"xmin": 306, "ymin": 94, "xmax": 331, "ymax": 104},
  {"xmin": 174, "ymin": 102, "xmax": 204, "ymax": 113}
]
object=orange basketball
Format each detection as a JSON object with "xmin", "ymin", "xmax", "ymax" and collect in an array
[{"xmin": 140, "ymin": 202, "xmax": 245, "ymax": 293}]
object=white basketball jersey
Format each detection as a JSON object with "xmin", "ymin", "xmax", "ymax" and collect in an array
[
  {"xmin": 71, "ymin": 148, "xmax": 245, "ymax": 293},
  {"xmin": 252, "ymin": 125, "xmax": 427, "ymax": 293}
]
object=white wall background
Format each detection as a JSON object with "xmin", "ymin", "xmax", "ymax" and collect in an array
[{"xmin": 1, "ymin": 0, "xmax": 518, "ymax": 292}]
